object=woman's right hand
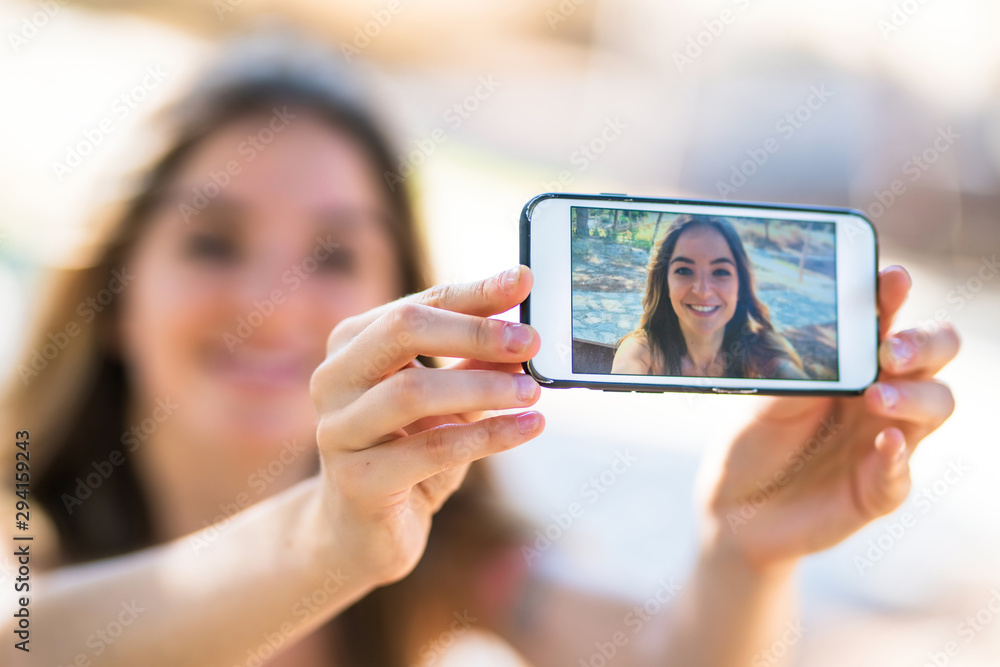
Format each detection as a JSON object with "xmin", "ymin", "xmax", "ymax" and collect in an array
[{"xmin": 309, "ymin": 265, "xmax": 544, "ymax": 585}]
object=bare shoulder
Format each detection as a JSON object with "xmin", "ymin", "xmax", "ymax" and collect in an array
[{"xmin": 612, "ymin": 331, "xmax": 652, "ymax": 374}]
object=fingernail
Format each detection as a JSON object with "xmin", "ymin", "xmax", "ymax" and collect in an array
[
  {"xmin": 504, "ymin": 323, "xmax": 533, "ymax": 352},
  {"xmin": 889, "ymin": 336, "xmax": 915, "ymax": 370},
  {"xmin": 515, "ymin": 373, "xmax": 538, "ymax": 401},
  {"xmin": 893, "ymin": 441, "xmax": 908, "ymax": 464},
  {"xmin": 502, "ymin": 266, "xmax": 521, "ymax": 292},
  {"xmin": 516, "ymin": 411, "xmax": 540, "ymax": 434},
  {"xmin": 877, "ymin": 383, "xmax": 898, "ymax": 411}
]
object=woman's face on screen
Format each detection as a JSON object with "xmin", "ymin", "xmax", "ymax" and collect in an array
[
  {"xmin": 117, "ymin": 110, "xmax": 402, "ymax": 452},
  {"xmin": 666, "ymin": 225, "xmax": 739, "ymax": 342}
]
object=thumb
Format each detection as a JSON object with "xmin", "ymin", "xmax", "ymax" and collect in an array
[{"xmin": 853, "ymin": 427, "xmax": 911, "ymax": 520}]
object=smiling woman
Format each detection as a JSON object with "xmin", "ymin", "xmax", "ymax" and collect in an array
[
  {"xmin": 611, "ymin": 214, "xmax": 808, "ymax": 379},
  {"xmin": 5, "ymin": 32, "xmax": 532, "ymax": 667}
]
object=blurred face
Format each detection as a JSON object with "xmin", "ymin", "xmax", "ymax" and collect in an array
[
  {"xmin": 666, "ymin": 225, "xmax": 739, "ymax": 343},
  {"xmin": 118, "ymin": 110, "xmax": 402, "ymax": 452}
]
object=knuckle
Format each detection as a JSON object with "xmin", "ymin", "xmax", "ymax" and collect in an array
[
  {"xmin": 473, "ymin": 316, "xmax": 496, "ymax": 353},
  {"xmin": 309, "ymin": 363, "xmax": 328, "ymax": 403},
  {"xmin": 310, "ymin": 360, "xmax": 340, "ymax": 408},
  {"xmin": 424, "ymin": 426, "xmax": 453, "ymax": 467},
  {"xmin": 392, "ymin": 302, "xmax": 429, "ymax": 335},
  {"xmin": 328, "ymin": 315, "xmax": 359, "ymax": 351},
  {"xmin": 422, "ymin": 283, "xmax": 450, "ymax": 308},
  {"xmin": 478, "ymin": 415, "xmax": 507, "ymax": 448},
  {"xmin": 315, "ymin": 413, "xmax": 342, "ymax": 452},
  {"xmin": 474, "ymin": 275, "xmax": 491, "ymax": 304},
  {"xmin": 391, "ymin": 367, "xmax": 427, "ymax": 405}
]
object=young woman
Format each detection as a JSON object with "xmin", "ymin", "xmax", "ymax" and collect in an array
[
  {"xmin": 612, "ymin": 214, "xmax": 809, "ymax": 379},
  {"xmin": 2, "ymin": 33, "xmax": 959, "ymax": 667}
]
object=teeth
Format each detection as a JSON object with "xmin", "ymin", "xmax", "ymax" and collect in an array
[{"xmin": 689, "ymin": 305, "xmax": 719, "ymax": 312}]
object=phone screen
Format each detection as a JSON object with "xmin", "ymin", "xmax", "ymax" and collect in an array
[{"xmin": 570, "ymin": 206, "xmax": 838, "ymax": 381}]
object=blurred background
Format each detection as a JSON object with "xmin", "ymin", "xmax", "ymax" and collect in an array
[{"xmin": 1, "ymin": 0, "xmax": 998, "ymax": 664}]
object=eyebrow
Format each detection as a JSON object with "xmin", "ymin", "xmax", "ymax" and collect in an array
[
  {"xmin": 669, "ymin": 256, "xmax": 735, "ymax": 266},
  {"xmin": 160, "ymin": 191, "xmax": 245, "ymax": 223},
  {"xmin": 162, "ymin": 190, "xmax": 381, "ymax": 234}
]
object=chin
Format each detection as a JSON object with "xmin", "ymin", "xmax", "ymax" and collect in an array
[
  {"xmin": 222, "ymin": 422, "xmax": 313, "ymax": 455},
  {"xmin": 205, "ymin": 398, "xmax": 315, "ymax": 451}
]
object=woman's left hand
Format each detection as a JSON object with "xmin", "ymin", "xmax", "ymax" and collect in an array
[{"xmin": 699, "ymin": 265, "xmax": 960, "ymax": 570}]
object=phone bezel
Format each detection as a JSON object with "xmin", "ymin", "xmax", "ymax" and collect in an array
[{"xmin": 519, "ymin": 192, "xmax": 880, "ymax": 396}]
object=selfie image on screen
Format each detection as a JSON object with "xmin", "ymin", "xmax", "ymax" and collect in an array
[{"xmin": 571, "ymin": 207, "xmax": 838, "ymax": 380}]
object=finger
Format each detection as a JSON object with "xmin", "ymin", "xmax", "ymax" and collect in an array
[
  {"xmin": 853, "ymin": 427, "xmax": 911, "ymax": 519},
  {"xmin": 878, "ymin": 321, "xmax": 961, "ymax": 377},
  {"xmin": 327, "ymin": 368, "xmax": 541, "ymax": 450},
  {"xmin": 326, "ymin": 265, "xmax": 532, "ymax": 354},
  {"xmin": 443, "ymin": 358, "xmax": 527, "ymax": 373},
  {"xmin": 863, "ymin": 379, "xmax": 956, "ymax": 427},
  {"xmin": 362, "ymin": 411, "xmax": 544, "ymax": 497},
  {"xmin": 321, "ymin": 305, "xmax": 540, "ymax": 399},
  {"xmin": 878, "ymin": 265, "xmax": 912, "ymax": 340}
]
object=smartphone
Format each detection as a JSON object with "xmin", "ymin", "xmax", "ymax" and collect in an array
[{"xmin": 520, "ymin": 192, "xmax": 879, "ymax": 396}]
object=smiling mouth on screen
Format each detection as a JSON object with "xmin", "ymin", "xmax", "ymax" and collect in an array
[{"xmin": 685, "ymin": 304, "xmax": 721, "ymax": 317}]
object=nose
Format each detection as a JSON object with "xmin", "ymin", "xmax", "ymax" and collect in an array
[
  {"xmin": 230, "ymin": 251, "xmax": 304, "ymax": 340},
  {"xmin": 691, "ymin": 271, "xmax": 712, "ymax": 297}
]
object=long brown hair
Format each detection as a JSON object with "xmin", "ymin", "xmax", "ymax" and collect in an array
[
  {"xmin": 2, "ymin": 31, "xmax": 526, "ymax": 666},
  {"xmin": 617, "ymin": 214, "xmax": 803, "ymax": 378}
]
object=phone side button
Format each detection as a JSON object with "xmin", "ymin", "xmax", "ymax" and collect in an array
[
  {"xmin": 602, "ymin": 388, "xmax": 634, "ymax": 393},
  {"xmin": 711, "ymin": 387, "xmax": 758, "ymax": 394}
]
